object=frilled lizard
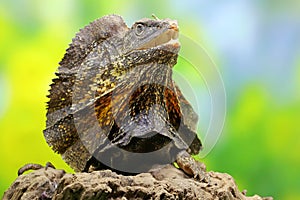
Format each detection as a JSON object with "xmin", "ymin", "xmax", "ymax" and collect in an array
[{"xmin": 19, "ymin": 15, "xmax": 205, "ymax": 179}]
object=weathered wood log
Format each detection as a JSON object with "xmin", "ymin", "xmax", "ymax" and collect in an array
[{"xmin": 3, "ymin": 163, "xmax": 273, "ymax": 200}]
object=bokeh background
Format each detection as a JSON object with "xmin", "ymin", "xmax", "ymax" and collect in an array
[{"xmin": 1, "ymin": 0, "xmax": 300, "ymax": 199}]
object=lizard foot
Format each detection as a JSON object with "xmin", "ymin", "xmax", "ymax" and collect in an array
[
  {"xmin": 18, "ymin": 162, "xmax": 56, "ymax": 176},
  {"xmin": 176, "ymin": 151, "xmax": 209, "ymax": 182}
]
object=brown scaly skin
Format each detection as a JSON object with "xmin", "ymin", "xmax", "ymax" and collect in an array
[{"xmin": 41, "ymin": 15, "xmax": 204, "ymax": 178}]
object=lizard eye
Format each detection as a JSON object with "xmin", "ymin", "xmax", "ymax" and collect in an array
[{"xmin": 135, "ymin": 24, "xmax": 145, "ymax": 35}]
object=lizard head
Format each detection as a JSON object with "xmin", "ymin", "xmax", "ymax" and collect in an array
[{"xmin": 122, "ymin": 17, "xmax": 180, "ymax": 65}]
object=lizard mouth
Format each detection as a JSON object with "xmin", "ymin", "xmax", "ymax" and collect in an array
[{"xmin": 139, "ymin": 23, "xmax": 180, "ymax": 50}]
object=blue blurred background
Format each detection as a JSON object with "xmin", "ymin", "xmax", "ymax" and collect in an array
[{"xmin": 1, "ymin": 0, "xmax": 299, "ymax": 199}]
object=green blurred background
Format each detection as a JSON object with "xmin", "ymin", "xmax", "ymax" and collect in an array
[{"xmin": 1, "ymin": 0, "xmax": 300, "ymax": 199}]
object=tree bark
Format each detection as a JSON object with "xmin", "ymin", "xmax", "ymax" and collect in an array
[{"xmin": 3, "ymin": 163, "xmax": 273, "ymax": 200}]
